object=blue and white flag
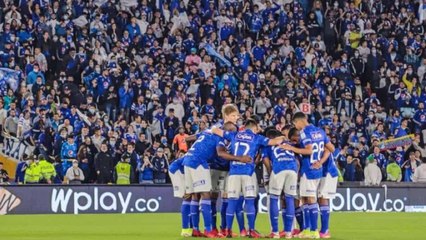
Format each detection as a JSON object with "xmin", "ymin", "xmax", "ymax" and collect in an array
[
  {"xmin": 204, "ymin": 44, "xmax": 232, "ymax": 67},
  {"xmin": 0, "ymin": 68, "xmax": 21, "ymax": 95}
]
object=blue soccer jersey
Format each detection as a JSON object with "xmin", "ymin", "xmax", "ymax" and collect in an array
[
  {"xmin": 169, "ymin": 157, "xmax": 184, "ymax": 174},
  {"xmin": 183, "ymin": 131, "xmax": 223, "ymax": 169},
  {"xmin": 262, "ymin": 142, "xmax": 298, "ymax": 174},
  {"xmin": 223, "ymin": 129, "xmax": 270, "ymax": 176},
  {"xmin": 210, "ymin": 140, "xmax": 230, "ymax": 171},
  {"xmin": 299, "ymin": 125, "xmax": 330, "ymax": 179},
  {"xmin": 322, "ymin": 154, "xmax": 339, "ymax": 178}
]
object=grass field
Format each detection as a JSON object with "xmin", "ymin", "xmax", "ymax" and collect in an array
[{"xmin": 0, "ymin": 212, "xmax": 423, "ymax": 240}]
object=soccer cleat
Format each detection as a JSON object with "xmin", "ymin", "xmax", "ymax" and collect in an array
[
  {"xmin": 180, "ymin": 228, "xmax": 192, "ymax": 237},
  {"xmin": 204, "ymin": 230, "xmax": 224, "ymax": 238},
  {"xmin": 211, "ymin": 228, "xmax": 219, "ymax": 236},
  {"xmin": 240, "ymin": 229, "xmax": 248, "ymax": 237},
  {"xmin": 248, "ymin": 229, "xmax": 263, "ymax": 238},
  {"xmin": 224, "ymin": 229, "xmax": 233, "ymax": 238},
  {"xmin": 280, "ymin": 231, "xmax": 293, "ymax": 239},
  {"xmin": 310, "ymin": 231, "xmax": 320, "ymax": 239},
  {"xmin": 298, "ymin": 230, "xmax": 311, "ymax": 238},
  {"xmin": 292, "ymin": 229, "xmax": 301, "ymax": 237},
  {"xmin": 192, "ymin": 229, "xmax": 204, "ymax": 237},
  {"xmin": 319, "ymin": 231, "xmax": 331, "ymax": 239},
  {"xmin": 267, "ymin": 232, "xmax": 280, "ymax": 239}
]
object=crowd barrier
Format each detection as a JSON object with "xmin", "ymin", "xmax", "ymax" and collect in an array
[{"xmin": 1, "ymin": 184, "xmax": 426, "ymax": 215}]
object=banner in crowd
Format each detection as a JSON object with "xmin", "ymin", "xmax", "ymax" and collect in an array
[
  {"xmin": 204, "ymin": 44, "xmax": 232, "ymax": 67},
  {"xmin": 378, "ymin": 135, "xmax": 414, "ymax": 151},
  {"xmin": 1, "ymin": 185, "xmax": 426, "ymax": 215},
  {"xmin": 0, "ymin": 68, "xmax": 21, "ymax": 93}
]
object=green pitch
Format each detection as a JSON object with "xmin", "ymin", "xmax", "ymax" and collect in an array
[{"xmin": 0, "ymin": 212, "xmax": 423, "ymax": 239}]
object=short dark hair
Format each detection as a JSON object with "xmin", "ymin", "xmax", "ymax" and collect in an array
[
  {"xmin": 244, "ymin": 118, "xmax": 258, "ymax": 129},
  {"xmin": 266, "ymin": 129, "xmax": 282, "ymax": 138},
  {"xmin": 0, "ymin": 162, "xmax": 3, "ymax": 165},
  {"xmin": 292, "ymin": 112, "xmax": 306, "ymax": 122},
  {"xmin": 223, "ymin": 122, "xmax": 237, "ymax": 132},
  {"xmin": 288, "ymin": 127, "xmax": 299, "ymax": 139}
]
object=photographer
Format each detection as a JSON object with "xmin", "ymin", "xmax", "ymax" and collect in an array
[{"xmin": 0, "ymin": 162, "xmax": 9, "ymax": 185}]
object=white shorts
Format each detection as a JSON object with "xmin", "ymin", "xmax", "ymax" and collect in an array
[
  {"xmin": 227, "ymin": 174, "xmax": 258, "ymax": 199},
  {"xmin": 299, "ymin": 174, "xmax": 320, "ymax": 198},
  {"xmin": 184, "ymin": 165, "xmax": 212, "ymax": 194},
  {"xmin": 318, "ymin": 173, "xmax": 338, "ymax": 199},
  {"xmin": 211, "ymin": 169, "xmax": 228, "ymax": 193},
  {"xmin": 269, "ymin": 170, "xmax": 298, "ymax": 196},
  {"xmin": 169, "ymin": 170, "xmax": 185, "ymax": 198},
  {"xmin": 263, "ymin": 165, "xmax": 270, "ymax": 193}
]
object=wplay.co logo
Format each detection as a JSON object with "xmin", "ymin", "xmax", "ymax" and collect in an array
[{"xmin": 0, "ymin": 188, "xmax": 21, "ymax": 215}]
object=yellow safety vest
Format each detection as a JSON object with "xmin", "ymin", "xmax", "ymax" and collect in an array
[
  {"xmin": 116, "ymin": 162, "xmax": 131, "ymax": 185},
  {"xmin": 25, "ymin": 163, "xmax": 42, "ymax": 183},
  {"xmin": 39, "ymin": 160, "xmax": 57, "ymax": 180}
]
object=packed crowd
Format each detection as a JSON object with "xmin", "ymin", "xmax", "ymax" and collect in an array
[{"xmin": 1, "ymin": 0, "xmax": 426, "ymax": 185}]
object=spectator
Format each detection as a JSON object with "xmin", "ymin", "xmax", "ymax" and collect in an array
[
  {"xmin": 139, "ymin": 154, "xmax": 154, "ymax": 184},
  {"xmin": 413, "ymin": 158, "xmax": 426, "ymax": 183},
  {"xmin": 94, "ymin": 142, "xmax": 114, "ymax": 184},
  {"xmin": 402, "ymin": 151, "xmax": 422, "ymax": 182},
  {"xmin": 124, "ymin": 142, "xmax": 141, "ymax": 183},
  {"xmin": 0, "ymin": 162, "xmax": 9, "ymax": 185},
  {"xmin": 65, "ymin": 160, "xmax": 85, "ymax": 184},
  {"xmin": 152, "ymin": 148, "xmax": 168, "ymax": 184},
  {"xmin": 364, "ymin": 156, "xmax": 382, "ymax": 186},
  {"xmin": 60, "ymin": 134, "xmax": 77, "ymax": 175}
]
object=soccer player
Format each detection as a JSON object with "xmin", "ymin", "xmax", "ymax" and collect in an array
[
  {"xmin": 212, "ymin": 118, "xmax": 285, "ymax": 238},
  {"xmin": 263, "ymin": 129, "xmax": 298, "ymax": 239},
  {"xmin": 281, "ymin": 112, "xmax": 335, "ymax": 239},
  {"xmin": 210, "ymin": 104, "xmax": 241, "ymax": 236},
  {"xmin": 183, "ymin": 122, "xmax": 251, "ymax": 238},
  {"xmin": 315, "ymin": 148, "xmax": 339, "ymax": 239},
  {"xmin": 168, "ymin": 157, "xmax": 192, "ymax": 237}
]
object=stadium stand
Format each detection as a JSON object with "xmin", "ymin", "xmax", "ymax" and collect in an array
[{"xmin": 0, "ymin": 0, "xmax": 426, "ymax": 185}]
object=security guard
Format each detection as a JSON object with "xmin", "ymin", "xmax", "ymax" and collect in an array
[
  {"xmin": 114, "ymin": 153, "xmax": 134, "ymax": 185},
  {"xmin": 24, "ymin": 155, "xmax": 42, "ymax": 184},
  {"xmin": 39, "ymin": 155, "xmax": 57, "ymax": 184}
]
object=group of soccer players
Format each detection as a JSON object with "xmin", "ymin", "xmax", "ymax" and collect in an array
[{"xmin": 168, "ymin": 104, "xmax": 338, "ymax": 239}]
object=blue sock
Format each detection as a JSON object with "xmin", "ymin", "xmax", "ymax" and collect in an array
[
  {"xmin": 236, "ymin": 196, "xmax": 245, "ymax": 231},
  {"xmin": 309, "ymin": 203, "xmax": 319, "ymax": 231},
  {"xmin": 211, "ymin": 199, "xmax": 217, "ymax": 229},
  {"xmin": 245, "ymin": 197, "xmax": 256, "ymax": 230},
  {"xmin": 200, "ymin": 199, "xmax": 212, "ymax": 232},
  {"xmin": 181, "ymin": 200, "xmax": 191, "ymax": 229},
  {"xmin": 295, "ymin": 207, "xmax": 304, "ymax": 230},
  {"xmin": 269, "ymin": 195, "xmax": 280, "ymax": 233},
  {"xmin": 190, "ymin": 200, "xmax": 200, "ymax": 230},
  {"xmin": 320, "ymin": 205, "xmax": 330, "ymax": 233},
  {"xmin": 284, "ymin": 196, "xmax": 295, "ymax": 232},
  {"xmin": 220, "ymin": 199, "xmax": 228, "ymax": 229},
  {"xmin": 226, "ymin": 198, "xmax": 238, "ymax": 230},
  {"xmin": 302, "ymin": 204, "xmax": 310, "ymax": 231}
]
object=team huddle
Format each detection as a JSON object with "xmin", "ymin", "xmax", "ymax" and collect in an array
[{"xmin": 168, "ymin": 104, "xmax": 338, "ymax": 239}]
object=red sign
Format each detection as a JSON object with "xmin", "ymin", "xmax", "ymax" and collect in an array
[{"xmin": 300, "ymin": 103, "xmax": 311, "ymax": 114}]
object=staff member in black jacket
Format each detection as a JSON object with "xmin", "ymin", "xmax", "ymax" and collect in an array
[{"xmin": 94, "ymin": 141, "xmax": 114, "ymax": 184}]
